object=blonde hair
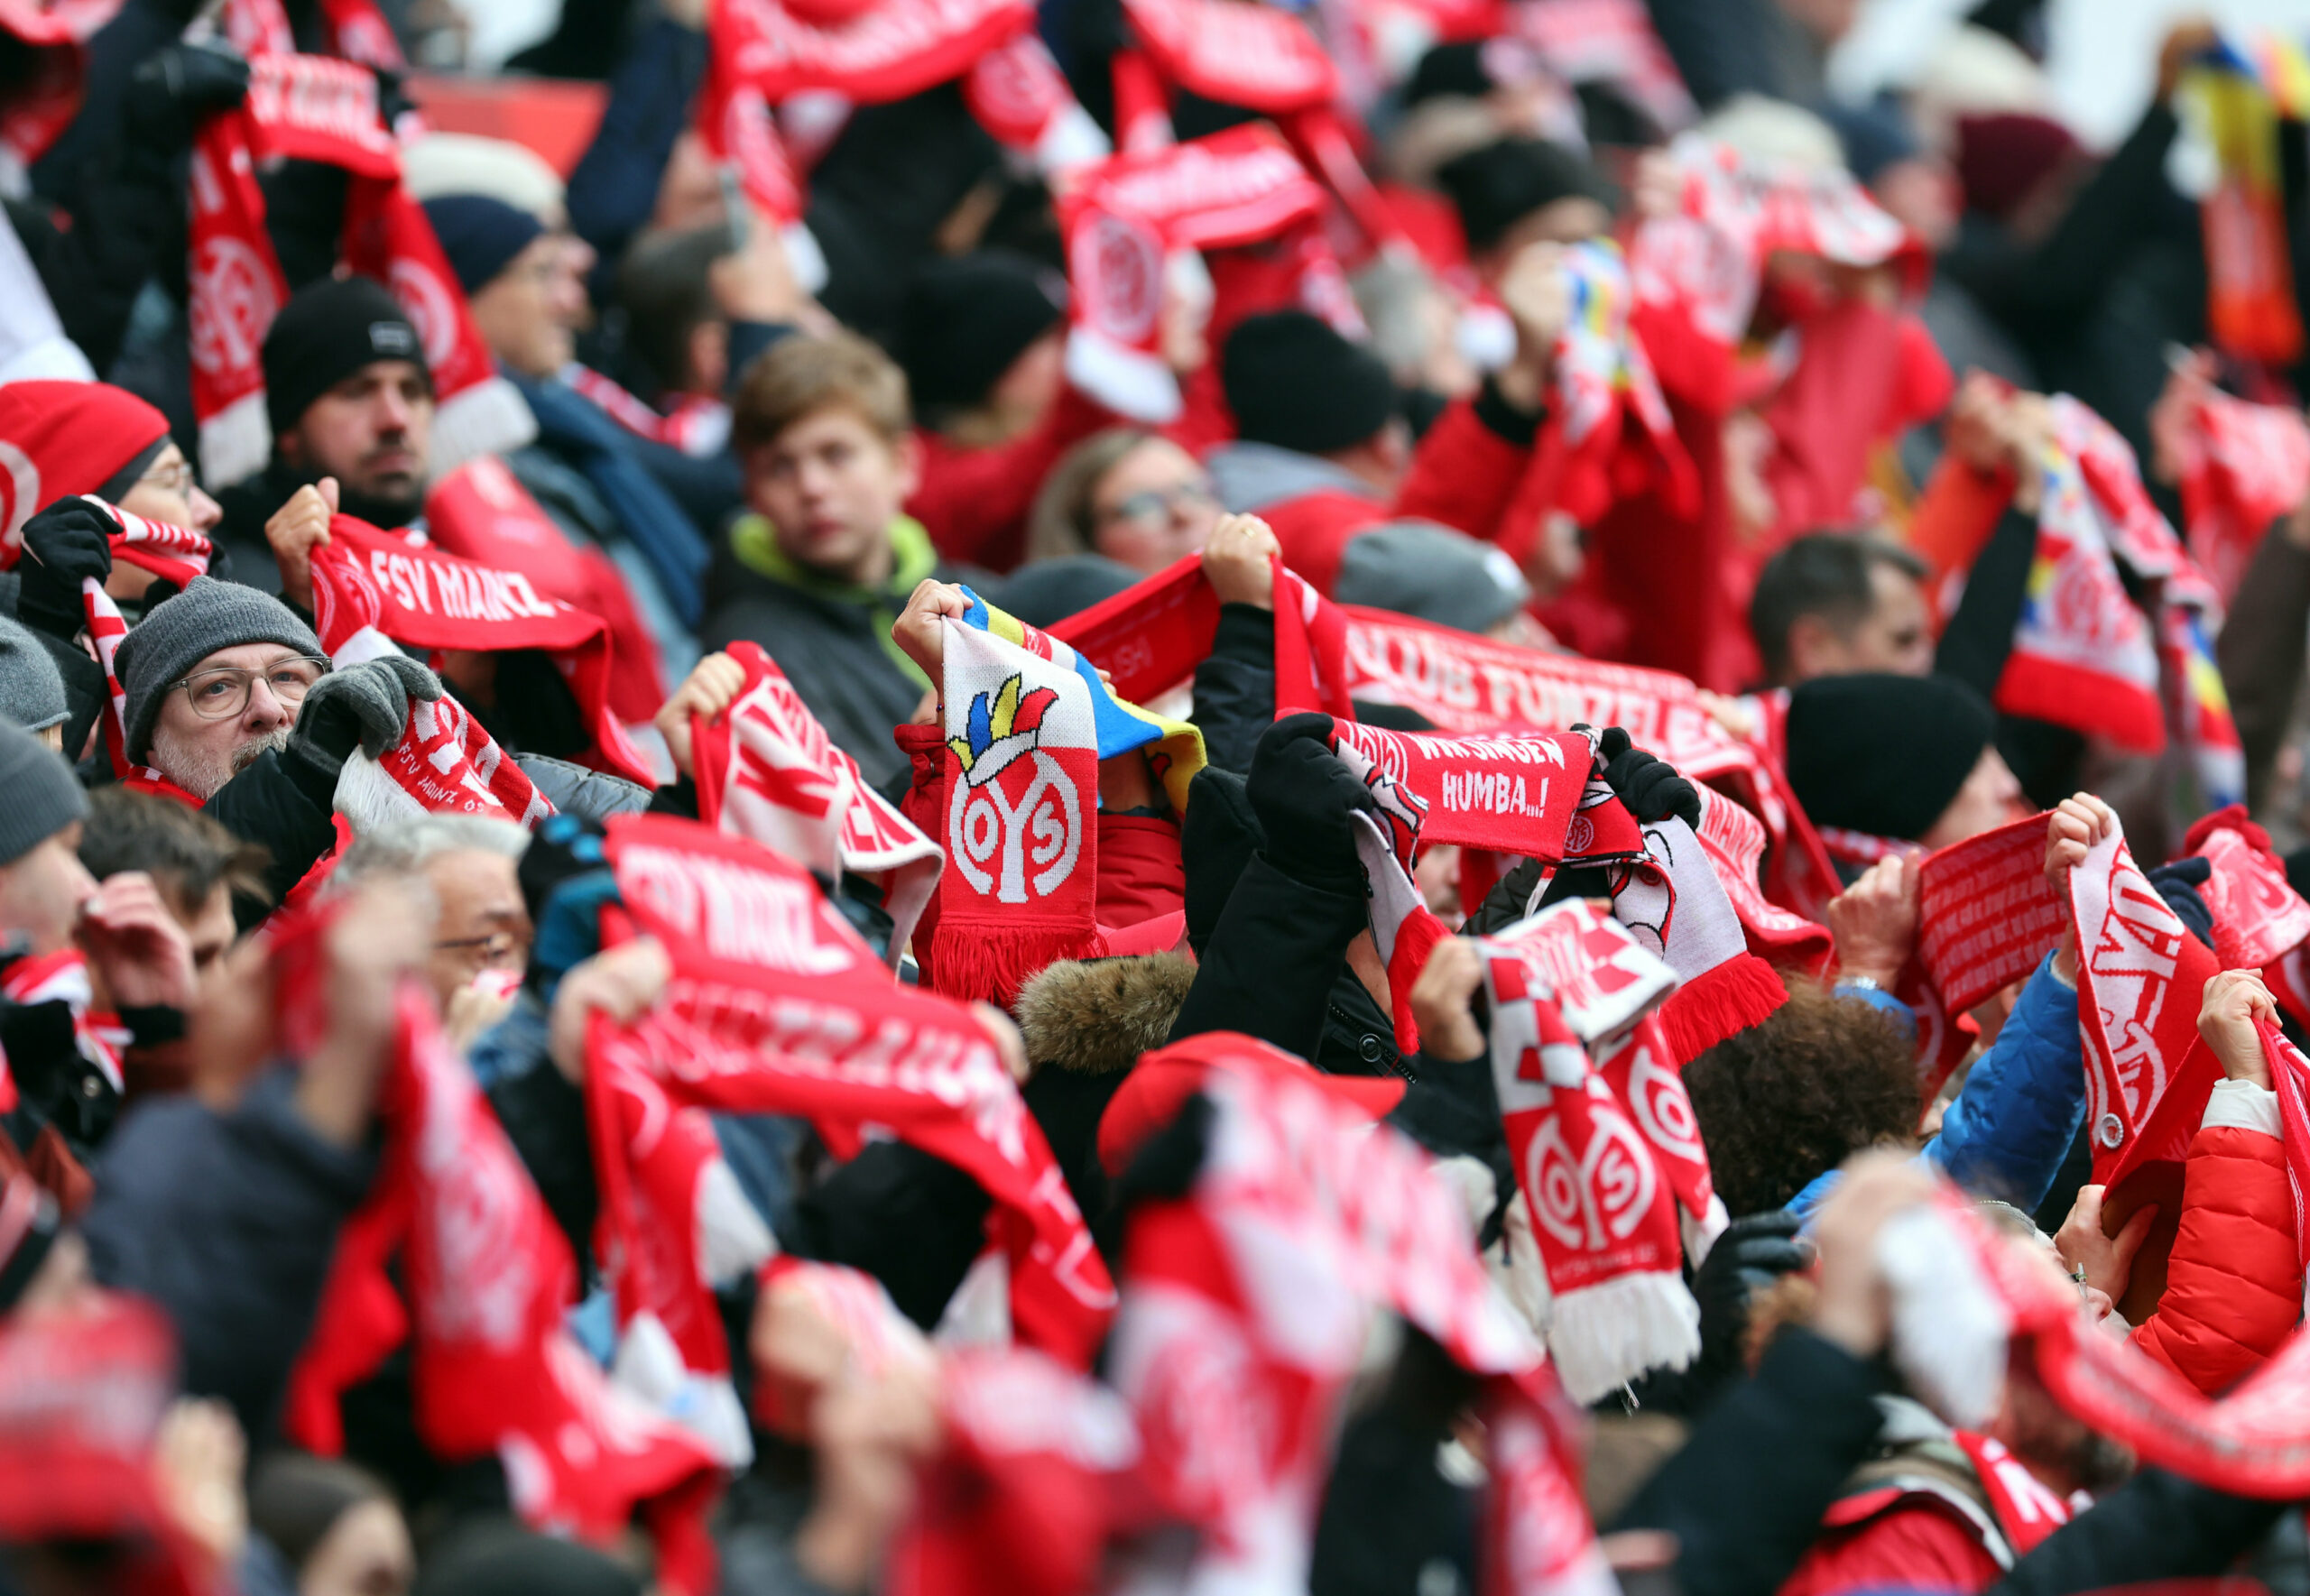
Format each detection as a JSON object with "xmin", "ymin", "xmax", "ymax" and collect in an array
[
  {"xmin": 1024, "ymin": 428, "xmax": 1158, "ymax": 565},
  {"xmin": 731, "ymin": 330, "xmax": 911, "ymax": 457}
]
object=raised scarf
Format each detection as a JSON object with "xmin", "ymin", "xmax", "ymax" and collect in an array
[
  {"xmin": 189, "ymin": 51, "xmax": 529, "ymax": 489},
  {"xmin": 308, "ymin": 513, "xmax": 653, "ymax": 787},
  {"xmin": 1110, "ymin": 1035, "xmax": 1612, "ymax": 1596},
  {"xmin": 595, "ymin": 813, "xmax": 1117, "ymax": 1368},
  {"xmin": 221, "ymin": 0, "xmax": 405, "ymax": 70},
  {"xmin": 688, "ymin": 640, "xmax": 942, "ymax": 961},
  {"xmin": 929, "ymin": 595, "xmax": 1203, "ymax": 1004},
  {"xmin": 60, "ymin": 501, "xmax": 214, "ymax": 792},
  {"xmin": 421, "ymin": 455, "xmax": 668, "ymax": 724},
  {"xmin": 0, "ymin": 0, "xmax": 121, "ymax": 189},
  {"xmin": 1058, "ymin": 125, "xmax": 1333, "ymax": 421},
  {"xmin": 2174, "ymin": 384, "xmax": 2310, "ymax": 604},
  {"xmin": 275, "ymin": 909, "xmax": 722, "ymax": 1594},
  {"xmin": 2184, "ymin": 44, "xmax": 2305, "ymax": 367},
  {"xmin": 1480, "ymin": 899, "xmax": 1705, "ymax": 1400},
  {"xmin": 1627, "ymin": 134, "xmax": 1923, "ymax": 415}
]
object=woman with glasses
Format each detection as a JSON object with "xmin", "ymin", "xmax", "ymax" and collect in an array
[{"xmin": 1026, "ymin": 429, "xmax": 1226, "ymax": 575}]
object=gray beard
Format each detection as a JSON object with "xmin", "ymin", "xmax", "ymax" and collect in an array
[{"xmin": 150, "ymin": 724, "xmax": 291, "ymax": 801}]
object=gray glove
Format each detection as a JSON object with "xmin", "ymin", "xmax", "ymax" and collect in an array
[{"xmin": 292, "ymin": 656, "xmax": 445, "ymax": 770}]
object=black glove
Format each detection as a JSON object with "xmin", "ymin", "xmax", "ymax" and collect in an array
[
  {"xmin": 1690, "ymin": 1207, "xmax": 1809, "ymax": 1381},
  {"xmin": 291, "ymin": 656, "xmax": 444, "ymax": 773},
  {"xmin": 126, "ymin": 42, "xmax": 251, "ymax": 151},
  {"xmin": 1247, "ymin": 712, "xmax": 1379, "ymax": 895},
  {"xmin": 15, "ymin": 500, "xmax": 115, "ymax": 641},
  {"xmin": 2147, "ymin": 855, "xmax": 2216, "ymax": 948},
  {"xmin": 1597, "ymin": 724, "xmax": 1701, "ymax": 829}
]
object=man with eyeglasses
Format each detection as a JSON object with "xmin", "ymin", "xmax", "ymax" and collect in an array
[{"xmin": 110, "ymin": 577, "xmax": 442, "ymax": 924}]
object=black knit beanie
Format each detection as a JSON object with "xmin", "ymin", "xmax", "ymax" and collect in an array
[
  {"xmin": 1435, "ymin": 136, "xmax": 1616, "ymax": 253},
  {"xmin": 1221, "ymin": 312, "xmax": 1399, "ymax": 457},
  {"xmin": 263, "ymin": 275, "xmax": 430, "ymax": 440},
  {"xmin": 898, "ymin": 251, "xmax": 1067, "ymax": 424},
  {"xmin": 1784, "ymin": 672, "xmax": 1997, "ymax": 843}
]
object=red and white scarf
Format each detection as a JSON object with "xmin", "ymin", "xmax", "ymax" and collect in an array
[
  {"xmin": 277, "ymin": 910, "xmax": 722, "ymax": 1594},
  {"xmin": 1913, "ymin": 814, "xmax": 2068, "ymax": 1018},
  {"xmin": 309, "ymin": 513, "xmax": 653, "ymax": 791},
  {"xmin": 1513, "ymin": 0, "xmax": 1695, "ymax": 134},
  {"xmin": 55, "ymin": 501, "xmax": 215, "ymax": 797},
  {"xmin": 0, "ymin": 949, "xmax": 124, "ymax": 1099},
  {"xmin": 1878, "ymin": 1178, "xmax": 2310, "ymax": 1501},
  {"xmin": 420, "ymin": 455, "xmax": 668, "ymax": 726},
  {"xmin": 596, "ymin": 814, "xmax": 1116, "ymax": 1369},
  {"xmin": 1058, "ymin": 125, "xmax": 1332, "ymax": 420},
  {"xmin": 688, "ymin": 640, "xmax": 942, "ymax": 961},
  {"xmin": 1992, "ymin": 397, "xmax": 2171, "ymax": 754},
  {"xmin": 2174, "ymin": 385, "xmax": 2310, "ymax": 605},
  {"xmin": 1111, "ymin": 1035, "xmax": 1611, "ymax": 1596},
  {"xmin": 932, "ymin": 618, "xmax": 1105, "ymax": 1006},
  {"xmin": 697, "ymin": 0, "xmax": 1098, "ymax": 279},
  {"xmin": 1627, "ymin": 135, "xmax": 1922, "ymax": 413},
  {"xmin": 2068, "ymin": 822, "xmax": 2222, "ymax": 1200},
  {"xmin": 189, "ymin": 51, "xmax": 530, "ymax": 489},
  {"xmin": 560, "ymin": 366, "xmax": 732, "ymax": 459},
  {"xmin": 1481, "ymin": 900, "xmax": 1698, "ymax": 1399},
  {"xmin": 1050, "ymin": 549, "xmax": 1354, "ymax": 721}
]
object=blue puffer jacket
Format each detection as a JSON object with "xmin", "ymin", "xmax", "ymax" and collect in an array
[{"xmin": 1792, "ymin": 953, "xmax": 2083, "ymax": 1222}]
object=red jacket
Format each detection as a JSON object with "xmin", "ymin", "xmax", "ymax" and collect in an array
[
  {"xmin": 2130, "ymin": 1085, "xmax": 2305, "ymax": 1396},
  {"xmin": 1779, "ymin": 1493, "xmax": 2005, "ymax": 1596},
  {"xmin": 908, "ymin": 386, "xmax": 1115, "ymax": 574}
]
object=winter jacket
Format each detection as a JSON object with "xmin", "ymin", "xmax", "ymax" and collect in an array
[
  {"xmin": 82, "ymin": 1067, "xmax": 379, "ymax": 1446},
  {"xmin": 2129, "ymin": 1080, "xmax": 2306, "ymax": 1396},
  {"xmin": 1776, "ymin": 1400, "xmax": 2023, "ymax": 1596},
  {"xmin": 1190, "ymin": 603, "xmax": 1281, "ymax": 777},
  {"xmin": 909, "ymin": 386, "xmax": 1115, "ymax": 573},
  {"xmin": 1927, "ymin": 953, "xmax": 2084, "ymax": 1210},
  {"xmin": 1615, "ymin": 1327, "xmax": 1890, "ymax": 1596},
  {"xmin": 701, "ymin": 514, "xmax": 946, "ymax": 790}
]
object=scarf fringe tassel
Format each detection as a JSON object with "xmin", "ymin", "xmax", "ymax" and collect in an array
[
  {"xmin": 931, "ymin": 923, "xmax": 1106, "ymax": 1009},
  {"xmin": 1545, "ymin": 1268, "xmax": 1701, "ymax": 1406},
  {"xmin": 1657, "ymin": 953, "xmax": 1788, "ymax": 1064}
]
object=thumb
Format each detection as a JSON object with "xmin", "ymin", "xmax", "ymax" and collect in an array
[
  {"xmin": 2112, "ymin": 1203, "xmax": 2159, "ymax": 1265},
  {"xmin": 319, "ymin": 476, "xmax": 340, "ymax": 514}
]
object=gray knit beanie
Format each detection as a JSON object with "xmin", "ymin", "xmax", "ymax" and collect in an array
[
  {"xmin": 0, "ymin": 720, "xmax": 87, "ymax": 865},
  {"xmin": 115, "ymin": 577, "xmax": 327, "ymax": 763},
  {"xmin": 0, "ymin": 615, "xmax": 67, "ymax": 733}
]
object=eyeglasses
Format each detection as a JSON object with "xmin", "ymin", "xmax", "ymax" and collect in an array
[
  {"xmin": 1095, "ymin": 480, "xmax": 1220, "ymax": 531},
  {"xmin": 170, "ymin": 657, "xmax": 329, "ymax": 721},
  {"xmin": 138, "ymin": 457, "xmax": 195, "ymax": 498},
  {"xmin": 433, "ymin": 929, "xmax": 526, "ymax": 969}
]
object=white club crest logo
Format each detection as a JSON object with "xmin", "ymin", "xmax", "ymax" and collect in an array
[
  {"xmin": 1525, "ymin": 1079, "xmax": 1657, "ymax": 1254},
  {"xmin": 387, "ymin": 260, "xmax": 461, "ymax": 372},
  {"xmin": 947, "ymin": 672, "xmax": 1083, "ymax": 903},
  {"xmin": 189, "ymin": 236, "xmax": 281, "ymax": 378}
]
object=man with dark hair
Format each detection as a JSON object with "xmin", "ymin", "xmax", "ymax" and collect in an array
[
  {"xmin": 208, "ymin": 275, "xmax": 435, "ymax": 588},
  {"xmin": 1750, "ymin": 533, "xmax": 1934, "ymax": 687},
  {"xmin": 76, "ymin": 788, "xmax": 268, "ymax": 974}
]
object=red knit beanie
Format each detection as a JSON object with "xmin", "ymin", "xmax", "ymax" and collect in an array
[
  {"xmin": 0, "ymin": 381, "xmax": 173, "ymax": 560},
  {"xmin": 1954, "ymin": 113, "xmax": 2084, "ymax": 225}
]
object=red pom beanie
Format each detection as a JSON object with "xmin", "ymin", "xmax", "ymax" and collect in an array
[{"xmin": 0, "ymin": 381, "xmax": 173, "ymax": 561}]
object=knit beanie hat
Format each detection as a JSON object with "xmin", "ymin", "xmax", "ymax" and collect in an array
[
  {"xmin": 0, "ymin": 616, "xmax": 67, "ymax": 733},
  {"xmin": 1435, "ymin": 136, "xmax": 1616, "ymax": 253},
  {"xmin": 1783, "ymin": 671, "xmax": 1996, "ymax": 843},
  {"xmin": 1821, "ymin": 100, "xmax": 1924, "ymax": 187},
  {"xmin": 897, "ymin": 251, "xmax": 1067, "ymax": 424},
  {"xmin": 0, "ymin": 720, "xmax": 87, "ymax": 866},
  {"xmin": 1221, "ymin": 312, "xmax": 1399, "ymax": 457},
  {"xmin": 115, "ymin": 577, "xmax": 327, "ymax": 764},
  {"xmin": 0, "ymin": 381, "xmax": 172, "ymax": 552},
  {"xmin": 263, "ymin": 276, "xmax": 430, "ymax": 441},
  {"xmin": 419, "ymin": 194, "xmax": 550, "ymax": 296},
  {"xmin": 1332, "ymin": 521, "xmax": 1530, "ymax": 635},
  {"xmin": 1954, "ymin": 113, "xmax": 2081, "ymax": 223}
]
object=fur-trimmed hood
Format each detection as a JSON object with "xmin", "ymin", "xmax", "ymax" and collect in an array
[{"xmin": 1015, "ymin": 953, "xmax": 1196, "ymax": 1076}]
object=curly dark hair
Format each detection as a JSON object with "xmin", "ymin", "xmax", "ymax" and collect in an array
[{"xmin": 1684, "ymin": 977, "xmax": 1921, "ymax": 1218}]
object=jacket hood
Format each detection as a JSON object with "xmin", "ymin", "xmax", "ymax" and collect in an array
[
  {"xmin": 1016, "ymin": 952, "xmax": 1197, "ymax": 1075},
  {"xmin": 1205, "ymin": 440, "xmax": 1380, "ymax": 515}
]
